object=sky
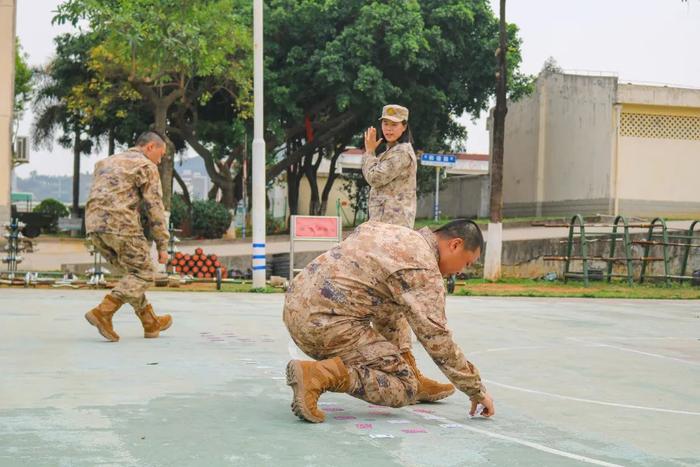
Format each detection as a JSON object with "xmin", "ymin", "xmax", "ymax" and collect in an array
[{"xmin": 12, "ymin": 0, "xmax": 700, "ymax": 177}]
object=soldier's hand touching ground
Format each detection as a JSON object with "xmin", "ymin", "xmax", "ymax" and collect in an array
[{"xmin": 470, "ymin": 391, "xmax": 495, "ymax": 418}]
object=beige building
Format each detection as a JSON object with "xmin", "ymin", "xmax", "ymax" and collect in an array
[
  {"xmin": 491, "ymin": 70, "xmax": 700, "ymax": 217},
  {"xmin": 0, "ymin": 0, "xmax": 17, "ymax": 225}
]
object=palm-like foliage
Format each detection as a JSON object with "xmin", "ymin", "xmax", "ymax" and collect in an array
[{"xmin": 32, "ymin": 34, "xmax": 94, "ymax": 216}]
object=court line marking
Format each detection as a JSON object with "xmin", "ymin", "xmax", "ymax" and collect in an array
[
  {"xmin": 458, "ymin": 425, "xmax": 624, "ymax": 467},
  {"xmin": 567, "ymin": 337, "xmax": 700, "ymax": 367},
  {"xmin": 569, "ymin": 336, "xmax": 698, "ymax": 340},
  {"xmin": 404, "ymin": 407, "xmax": 624, "ymax": 466},
  {"xmin": 484, "ymin": 380, "xmax": 700, "ymax": 416},
  {"xmin": 468, "ymin": 344, "xmax": 602, "ymax": 357}
]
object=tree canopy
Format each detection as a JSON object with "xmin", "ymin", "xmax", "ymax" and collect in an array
[
  {"xmin": 54, "ymin": 0, "xmax": 254, "ymax": 210},
  {"xmin": 264, "ymin": 0, "xmax": 529, "ymax": 213}
]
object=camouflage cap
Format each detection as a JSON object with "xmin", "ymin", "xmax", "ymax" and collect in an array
[{"xmin": 378, "ymin": 104, "xmax": 409, "ymax": 123}]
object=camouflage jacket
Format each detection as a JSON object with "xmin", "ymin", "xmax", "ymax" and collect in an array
[
  {"xmin": 284, "ymin": 221, "xmax": 485, "ymax": 401},
  {"xmin": 362, "ymin": 142, "xmax": 417, "ymax": 228},
  {"xmin": 85, "ymin": 148, "xmax": 169, "ymax": 252}
]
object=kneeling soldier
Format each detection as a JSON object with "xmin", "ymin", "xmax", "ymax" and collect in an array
[{"xmin": 283, "ymin": 219, "xmax": 495, "ymax": 422}]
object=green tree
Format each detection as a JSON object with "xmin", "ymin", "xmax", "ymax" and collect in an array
[
  {"xmin": 191, "ymin": 200, "xmax": 233, "ymax": 239},
  {"xmin": 32, "ymin": 34, "xmax": 95, "ymax": 217},
  {"xmin": 264, "ymin": 0, "xmax": 529, "ymax": 214},
  {"xmin": 54, "ymin": 0, "xmax": 253, "ymax": 211},
  {"xmin": 33, "ymin": 198, "xmax": 70, "ymax": 233},
  {"xmin": 14, "ymin": 39, "xmax": 32, "ymax": 125}
]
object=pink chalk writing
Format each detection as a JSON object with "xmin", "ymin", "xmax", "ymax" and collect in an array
[
  {"xmin": 356, "ymin": 423, "xmax": 373, "ymax": 429},
  {"xmin": 401, "ymin": 428, "xmax": 428, "ymax": 434}
]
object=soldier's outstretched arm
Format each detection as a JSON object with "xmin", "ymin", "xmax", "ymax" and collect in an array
[
  {"xmin": 139, "ymin": 164, "xmax": 170, "ymax": 254},
  {"xmin": 362, "ymin": 145, "xmax": 412, "ymax": 188},
  {"xmin": 387, "ymin": 268, "xmax": 494, "ymax": 415}
]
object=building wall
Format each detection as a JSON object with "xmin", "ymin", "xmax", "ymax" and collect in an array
[
  {"xmin": 500, "ymin": 72, "xmax": 618, "ymax": 216},
  {"xmin": 501, "ymin": 80, "xmax": 540, "ymax": 213},
  {"xmin": 540, "ymin": 73, "xmax": 616, "ymax": 203},
  {"xmin": 297, "ymin": 174, "xmax": 352, "ymax": 218},
  {"xmin": 417, "ymin": 175, "xmax": 488, "ymax": 219},
  {"xmin": 0, "ymin": 0, "xmax": 16, "ymax": 224},
  {"xmin": 616, "ymin": 103, "xmax": 700, "ymax": 217}
]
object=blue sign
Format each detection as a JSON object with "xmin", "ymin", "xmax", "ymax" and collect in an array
[{"xmin": 420, "ymin": 153, "xmax": 456, "ymax": 167}]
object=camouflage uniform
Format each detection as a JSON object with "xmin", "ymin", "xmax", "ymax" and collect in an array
[
  {"xmin": 362, "ymin": 142, "xmax": 417, "ymax": 229},
  {"xmin": 86, "ymin": 148, "xmax": 169, "ymax": 310},
  {"xmin": 283, "ymin": 222, "xmax": 486, "ymax": 407},
  {"xmin": 362, "ymin": 106, "xmax": 418, "ymax": 352}
]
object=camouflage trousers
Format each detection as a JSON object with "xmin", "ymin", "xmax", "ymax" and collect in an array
[
  {"xmin": 373, "ymin": 313, "xmax": 413, "ymax": 354},
  {"xmin": 284, "ymin": 305, "xmax": 419, "ymax": 407},
  {"xmin": 89, "ymin": 233, "xmax": 155, "ymax": 311}
]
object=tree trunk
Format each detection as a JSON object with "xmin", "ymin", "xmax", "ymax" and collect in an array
[
  {"xmin": 72, "ymin": 128, "xmax": 81, "ymax": 217},
  {"xmin": 173, "ymin": 169, "xmax": 192, "ymax": 209},
  {"xmin": 208, "ymin": 184, "xmax": 219, "ymax": 201},
  {"xmin": 154, "ymin": 102, "xmax": 173, "ymax": 211},
  {"xmin": 304, "ymin": 152, "xmax": 322, "ymax": 215},
  {"xmin": 319, "ymin": 146, "xmax": 343, "ymax": 216},
  {"xmin": 489, "ymin": 0, "xmax": 507, "ymax": 224},
  {"xmin": 108, "ymin": 128, "xmax": 115, "ymax": 156},
  {"xmin": 287, "ymin": 161, "xmax": 302, "ymax": 216},
  {"xmin": 484, "ymin": 0, "xmax": 508, "ymax": 281},
  {"xmin": 220, "ymin": 183, "xmax": 236, "ymax": 210}
]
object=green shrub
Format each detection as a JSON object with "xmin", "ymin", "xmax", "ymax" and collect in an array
[
  {"xmin": 191, "ymin": 200, "xmax": 232, "ymax": 239},
  {"xmin": 33, "ymin": 198, "xmax": 69, "ymax": 233}
]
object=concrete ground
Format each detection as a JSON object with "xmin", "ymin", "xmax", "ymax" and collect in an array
[
  {"xmin": 15, "ymin": 220, "xmax": 697, "ymax": 271},
  {"xmin": 0, "ymin": 290, "xmax": 698, "ymax": 466}
]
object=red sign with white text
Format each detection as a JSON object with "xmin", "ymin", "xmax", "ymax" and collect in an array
[{"xmin": 293, "ymin": 216, "xmax": 339, "ymax": 239}]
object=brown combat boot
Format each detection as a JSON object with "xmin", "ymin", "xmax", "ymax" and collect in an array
[
  {"xmin": 85, "ymin": 294, "xmax": 123, "ymax": 342},
  {"xmin": 135, "ymin": 304, "xmax": 173, "ymax": 338},
  {"xmin": 402, "ymin": 351, "xmax": 455, "ymax": 402},
  {"xmin": 286, "ymin": 357, "xmax": 351, "ymax": 423}
]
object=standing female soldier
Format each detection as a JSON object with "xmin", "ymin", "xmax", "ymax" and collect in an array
[
  {"xmin": 362, "ymin": 105, "xmax": 455, "ymax": 403},
  {"xmin": 362, "ymin": 105, "xmax": 416, "ymax": 228}
]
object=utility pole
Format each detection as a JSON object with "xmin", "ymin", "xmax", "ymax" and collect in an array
[{"xmin": 252, "ymin": 0, "xmax": 266, "ymax": 287}]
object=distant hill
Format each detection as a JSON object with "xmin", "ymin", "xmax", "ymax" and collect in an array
[
  {"xmin": 14, "ymin": 172, "xmax": 92, "ymax": 204},
  {"xmin": 13, "ymin": 156, "xmax": 207, "ymax": 205}
]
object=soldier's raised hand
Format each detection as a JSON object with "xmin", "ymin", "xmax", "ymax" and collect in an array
[{"xmin": 364, "ymin": 127, "xmax": 383, "ymax": 154}]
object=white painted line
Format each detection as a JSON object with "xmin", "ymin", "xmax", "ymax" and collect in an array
[
  {"xmin": 566, "ymin": 337, "xmax": 700, "ymax": 367},
  {"xmin": 595, "ymin": 343, "xmax": 699, "ymax": 367},
  {"xmin": 485, "ymin": 380, "xmax": 700, "ymax": 416},
  {"xmin": 570, "ymin": 336, "xmax": 697, "ymax": 341},
  {"xmin": 459, "ymin": 425, "xmax": 624, "ymax": 467},
  {"xmin": 403, "ymin": 407, "xmax": 623, "ymax": 466}
]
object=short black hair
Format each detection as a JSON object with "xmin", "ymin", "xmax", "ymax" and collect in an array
[
  {"xmin": 135, "ymin": 131, "xmax": 166, "ymax": 147},
  {"xmin": 434, "ymin": 219, "xmax": 483, "ymax": 252}
]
